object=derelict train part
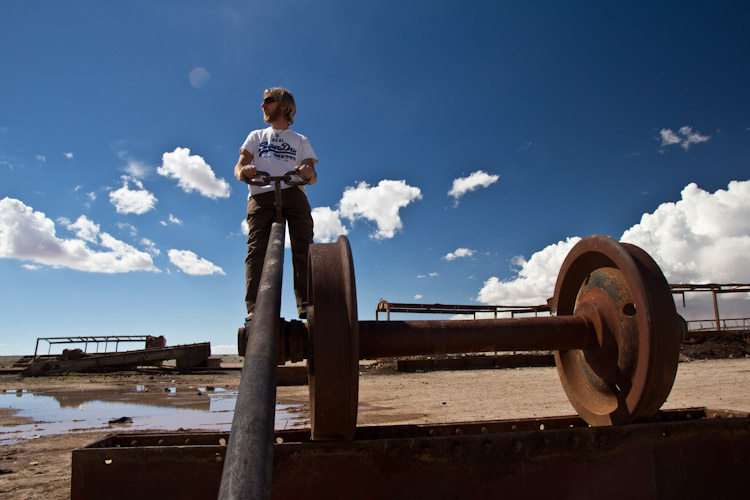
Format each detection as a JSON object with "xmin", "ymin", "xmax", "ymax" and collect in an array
[
  {"xmin": 233, "ymin": 232, "xmax": 682, "ymax": 444},
  {"xmin": 301, "ymin": 234, "xmax": 681, "ymax": 440},
  {"xmin": 72, "ymin": 228, "xmax": 744, "ymax": 500}
]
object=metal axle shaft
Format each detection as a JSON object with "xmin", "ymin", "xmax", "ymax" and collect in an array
[{"xmin": 358, "ymin": 316, "xmax": 598, "ymax": 359}]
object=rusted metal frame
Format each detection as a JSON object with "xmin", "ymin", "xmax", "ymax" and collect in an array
[
  {"xmin": 270, "ymin": 411, "xmax": 750, "ymax": 500},
  {"xmin": 358, "ymin": 316, "xmax": 596, "ymax": 359},
  {"xmin": 22, "ymin": 342, "xmax": 211, "ymax": 376},
  {"xmin": 669, "ymin": 283, "xmax": 750, "ymax": 335},
  {"xmin": 218, "ymin": 221, "xmax": 286, "ymax": 500},
  {"xmin": 713, "ymin": 288, "xmax": 722, "ymax": 333},
  {"xmin": 670, "ymin": 283, "xmax": 750, "ymax": 293},
  {"xmin": 72, "ymin": 409, "xmax": 750, "ymax": 500},
  {"xmin": 685, "ymin": 317, "xmax": 750, "ymax": 333},
  {"xmin": 375, "ymin": 301, "xmax": 550, "ymax": 321},
  {"xmin": 32, "ymin": 335, "xmax": 153, "ymax": 357}
]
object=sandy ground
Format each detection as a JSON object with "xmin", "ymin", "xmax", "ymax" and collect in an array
[{"xmin": 1, "ymin": 356, "xmax": 749, "ymax": 499}]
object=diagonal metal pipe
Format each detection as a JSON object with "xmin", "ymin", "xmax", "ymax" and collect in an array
[{"xmin": 218, "ymin": 220, "xmax": 286, "ymax": 500}]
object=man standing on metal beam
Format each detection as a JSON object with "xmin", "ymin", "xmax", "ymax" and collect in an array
[{"xmin": 234, "ymin": 87, "xmax": 318, "ymax": 322}]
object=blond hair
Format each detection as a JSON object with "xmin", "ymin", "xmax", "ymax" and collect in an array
[{"xmin": 264, "ymin": 87, "xmax": 297, "ymax": 125}]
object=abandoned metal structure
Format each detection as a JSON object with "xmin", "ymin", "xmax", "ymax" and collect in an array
[
  {"xmin": 71, "ymin": 171, "xmax": 750, "ymax": 499},
  {"xmin": 18, "ymin": 335, "xmax": 210, "ymax": 376}
]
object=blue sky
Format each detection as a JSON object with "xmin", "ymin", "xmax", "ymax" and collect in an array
[{"xmin": 2, "ymin": 1, "xmax": 749, "ymax": 355}]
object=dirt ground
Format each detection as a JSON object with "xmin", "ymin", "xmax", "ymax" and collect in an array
[{"xmin": 1, "ymin": 346, "xmax": 749, "ymax": 499}]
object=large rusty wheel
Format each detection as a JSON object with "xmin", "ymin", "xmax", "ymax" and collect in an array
[
  {"xmin": 307, "ymin": 236, "xmax": 359, "ymax": 440},
  {"xmin": 551, "ymin": 235, "xmax": 681, "ymax": 426}
]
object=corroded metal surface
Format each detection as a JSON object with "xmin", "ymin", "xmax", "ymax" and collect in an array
[
  {"xmin": 304, "ymin": 234, "xmax": 681, "ymax": 436},
  {"xmin": 218, "ymin": 221, "xmax": 285, "ymax": 500},
  {"xmin": 22, "ymin": 342, "xmax": 211, "ymax": 376},
  {"xmin": 72, "ymin": 409, "xmax": 750, "ymax": 500},
  {"xmin": 358, "ymin": 316, "xmax": 596, "ymax": 358},
  {"xmin": 307, "ymin": 235, "xmax": 359, "ymax": 440},
  {"xmin": 396, "ymin": 353, "xmax": 555, "ymax": 372},
  {"xmin": 375, "ymin": 301, "xmax": 550, "ymax": 320},
  {"xmin": 551, "ymin": 235, "xmax": 681, "ymax": 425}
]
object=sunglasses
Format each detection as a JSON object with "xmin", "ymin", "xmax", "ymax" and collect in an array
[{"xmin": 263, "ymin": 96, "xmax": 276, "ymax": 104}]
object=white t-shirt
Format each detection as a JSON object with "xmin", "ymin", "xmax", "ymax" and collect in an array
[{"xmin": 240, "ymin": 127, "xmax": 318, "ymax": 197}]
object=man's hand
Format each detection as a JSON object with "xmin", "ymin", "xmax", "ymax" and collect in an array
[
  {"xmin": 238, "ymin": 164, "xmax": 258, "ymax": 183},
  {"xmin": 295, "ymin": 164, "xmax": 315, "ymax": 181},
  {"xmin": 294, "ymin": 159, "xmax": 317, "ymax": 185},
  {"xmin": 234, "ymin": 149, "xmax": 257, "ymax": 183}
]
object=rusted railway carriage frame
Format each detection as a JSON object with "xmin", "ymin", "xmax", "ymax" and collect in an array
[
  {"xmin": 670, "ymin": 283, "xmax": 750, "ymax": 333},
  {"xmin": 377, "ymin": 283, "xmax": 750, "ymax": 336},
  {"xmin": 71, "ymin": 409, "xmax": 750, "ymax": 500}
]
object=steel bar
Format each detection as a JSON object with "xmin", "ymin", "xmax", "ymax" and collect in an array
[
  {"xmin": 713, "ymin": 289, "xmax": 722, "ymax": 333},
  {"xmin": 358, "ymin": 316, "xmax": 597, "ymax": 359},
  {"xmin": 670, "ymin": 283, "xmax": 750, "ymax": 293},
  {"xmin": 375, "ymin": 300, "xmax": 550, "ymax": 321},
  {"xmin": 218, "ymin": 221, "xmax": 285, "ymax": 500}
]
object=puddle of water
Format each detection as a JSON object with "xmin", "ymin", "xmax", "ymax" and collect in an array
[{"xmin": 0, "ymin": 388, "xmax": 309, "ymax": 445}]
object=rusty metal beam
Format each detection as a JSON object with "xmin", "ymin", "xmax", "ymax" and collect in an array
[
  {"xmin": 72, "ymin": 409, "xmax": 750, "ymax": 500},
  {"xmin": 218, "ymin": 220, "xmax": 285, "ymax": 500},
  {"xmin": 375, "ymin": 300, "xmax": 550, "ymax": 321},
  {"xmin": 359, "ymin": 316, "xmax": 596, "ymax": 359},
  {"xmin": 396, "ymin": 353, "xmax": 555, "ymax": 372},
  {"xmin": 669, "ymin": 283, "xmax": 750, "ymax": 293}
]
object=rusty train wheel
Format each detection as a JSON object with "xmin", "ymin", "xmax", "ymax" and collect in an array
[
  {"xmin": 552, "ymin": 235, "xmax": 680, "ymax": 426},
  {"xmin": 307, "ymin": 236, "xmax": 359, "ymax": 440}
]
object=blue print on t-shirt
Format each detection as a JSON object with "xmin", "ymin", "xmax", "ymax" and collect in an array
[{"xmin": 258, "ymin": 141, "xmax": 297, "ymax": 162}]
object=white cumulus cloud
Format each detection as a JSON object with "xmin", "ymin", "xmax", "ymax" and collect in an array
[
  {"xmin": 0, "ymin": 198, "xmax": 157, "ymax": 273},
  {"xmin": 123, "ymin": 159, "xmax": 150, "ymax": 178},
  {"xmin": 444, "ymin": 247, "xmax": 475, "ymax": 261},
  {"xmin": 141, "ymin": 238, "xmax": 160, "ymax": 256},
  {"xmin": 160, "ymin": 213, "xmax": 184, "ymax": 226},
  {"xmin": 659, "ymin": 126, "xmax": 711, "ymax": 151},
  {"xmin": 168, "ymin": 249, "xmax": 225, "ymax": 275},
  {"xmin": 66, "ymin": 216, "xmax": 100, "ymax": 243},
  {"xmin": 476, "ymin": 237, "xmax": 580, "ymax": 305},
  {"xmin": 158, "ymin": 147, "xmax": 230, "ymax": 199},
  {"xmin": 475, "ymin": 179, "xmax": 750, "ymax": 319},
  {"xmin": 620, "ymin": 180, "xmax": 750, "ymax": 283},
  {"xmin": 448, "ymin": 170, "xmax": 500, "ymax": 205},
  {"xmin": 312, "ymin": 206, "xmax": 348, "ymax": 243},
  {"xmin": 109, "ymin": 176, "xmax": 157, "ymax": 215},
  {"xmin": 339, "ymin": 180, "xmax": 422, "ymax": 239}
]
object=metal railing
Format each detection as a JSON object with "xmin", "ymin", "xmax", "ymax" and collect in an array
[
  {"xmin": 375, "ymin": 300, "xmax": 550, "ymax": 321},
  {"xmin": 32, "ymin": 335, "xmax": 160, "ymax": 358},
  {"xmin": 686, "ymin": 317, "xmax": 750, "ymax": 333}
]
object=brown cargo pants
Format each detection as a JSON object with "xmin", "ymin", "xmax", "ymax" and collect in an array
[{"xmin": 245, "ymin": 186, "xmax": 314, "ymax": 318}]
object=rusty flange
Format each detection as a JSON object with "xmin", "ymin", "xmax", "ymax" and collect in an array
[
  {"xmin": 307, "ymin": 236, "xmax": 359, "ymax": 440},
  {"xmin": 237, "ymin": 327, "xmax": 247, "ymax": 357},
  {"xmin": 551, "ymin": 235, "xmax": 680, "ymax": 426}
]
